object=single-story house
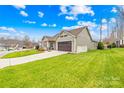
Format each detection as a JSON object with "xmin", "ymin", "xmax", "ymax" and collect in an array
[{"xmin": 41, "ymin": 26, "xmax": 97, "ymax": 53}]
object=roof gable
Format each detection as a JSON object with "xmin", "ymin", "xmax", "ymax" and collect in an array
[
  {"xmin": 67, "ymin": 26, "xmax": 96, "ymax": 42},
  {"xmin": 42, "ymin": 36, "xmax": 56, "ymax": 41},
  {"xmin": 59, "ymin": 30, "xmax": 75, "ymax": 37}
]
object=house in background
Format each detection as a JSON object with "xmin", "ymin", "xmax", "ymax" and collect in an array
[{"xmin": 41, "ymin": 26, "xmax": 97, "ymax": 53}]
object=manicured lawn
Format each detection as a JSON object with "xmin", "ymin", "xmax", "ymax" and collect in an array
[
  {"xmin": 0, "ymin": 48, "xmax": 124, "ymax": 88},
  {"xmin": 1, "ymin": 49, "xmax": 42, "ymax": 58}
]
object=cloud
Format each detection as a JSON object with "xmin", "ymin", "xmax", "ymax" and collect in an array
[
  {"xmin": 59, "ymin": 5, "xmax": 68, "ymax": 15},
  {"xmin": 77, "ymin": 21, "xmax": 97, "ymax": 29},
  {"xmin": 0, "ymin": 32, "xmax": 10, "ymax": 36},
  {"xmin": 0, "ymin": 26, "xmax": 16, "ymax": 32},
  {"xmin": 62, "ymin": 21, "xmax": 97, "ymax": 31},
  {"xmin": 110, "ymin": 18, "xmax": 116, "ymax": 23},
  {"xmin": 111, "ymin": 7, "xmax": 117, "ymax": 13},
  {"xmin": 13, "ymin": 5, "xmax": 26, "ymax": 9},
  {"xmin": 102, "ymin": 18, "xmax": 107, "ymax": 23},
  {"xmin": 41, "ymin": 23, "xmax": 48, "ymax": 27},
  {"xmin": 59, "ymin": 5, "xmax": 95, "ymax": 18},
  {"xmin": 24, "ymin": 20, "xmax": 36, "ymax": 24},
  {"xmin": 93, "ymin": 19, "xmax": 96, "ymax": 21},
  {"xmin": 20, "ymin": 31, "xmax": 26, "ymax": 34},
  {"xmin": 65, "ymin": 16, "xmax": 77, "ymax": 20},
  {"xmin": 38, "ymin": 11, "xmax": 44, "ymax": 18},
  {"xmin": 70, "ymin": 5, "xmax": 94, "ymax": 16},
  {"xmin": 101, "ymin": 24, "xmax": 107, "ymax": 30},
  {"xmin": 20, "ymin": 11, "xmax": 28, "ymax": 17},
  {"xmin": 41, "ymin": 23, "xmax": 57, "ymax": 27},
  {"xmin": 49, "ymin": 24, "xmax": 57, "ymax": 27}
]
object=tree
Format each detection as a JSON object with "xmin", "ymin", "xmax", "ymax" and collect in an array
[
  {"xmin": 100, "ymin": 18, "xmax": 103, "ymax": 42},
  {"xmin": 23, "ymin": 35, "xmax": 32, "ymax": 48},
  {"xmin": 116, "ymin": 6, "xmax": 124, "ymax": 43}
]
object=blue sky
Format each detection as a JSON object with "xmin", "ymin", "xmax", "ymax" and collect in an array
[{"xmin": 0, "ymin": 5, "xmax": 118, "ymax": 41}]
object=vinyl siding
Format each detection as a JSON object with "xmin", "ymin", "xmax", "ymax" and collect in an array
[{"xmin": 76, "ymin": 28, "xmax": 97, "ymax": 51}]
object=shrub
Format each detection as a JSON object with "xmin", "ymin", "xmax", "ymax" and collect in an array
[
  {"xmin": 107, "ymin": 43, "xmax": 116, "ymax": 49},
  {"xmin": 120, "ymin": 45, "xmax": 124, "ymax": 48},
  {"xmin": 111, "ymin": 43, "xmax": 116, "ymax": 48},
  {"xmin": 35, "ymin": 45, "xmax": 39, "ymax": 50},
  {"xmin": 38, "ymin": 48, "xmax": 45, "ymax": 51},
  {"xmin": 97, "ymin": 42, "xmax": 104, "ymax": 50},
  {"xmin": 107, "ymin": 44, "xmax": 112, "ymax": 49}
]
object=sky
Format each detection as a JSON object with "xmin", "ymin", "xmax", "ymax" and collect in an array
[{"xmin": 0, "ymin": 5, "xmax": 118, "ymax": 41}]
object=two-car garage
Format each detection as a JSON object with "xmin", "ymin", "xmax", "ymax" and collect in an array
[{"xmin": 58, "ymin": 41, "xmax": 72, "ymax": 52}]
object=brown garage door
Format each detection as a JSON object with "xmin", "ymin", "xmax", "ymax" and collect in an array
[{"xmin": 58, "ymin": 41, "xmax": 72, "ymax": 52}]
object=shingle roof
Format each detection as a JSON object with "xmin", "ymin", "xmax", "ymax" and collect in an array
[
  {"xmin": 66, "ymin": 26, "xmax": 97, "ymax": 42},
  {"xmin": 67, "ymin": 26, "xmax": 86, "ymax": 36},
  {"xmin": 42, "ymin": 36, "xmax": 56, "ymax": 41},
  {"xmin": 42, "ymin": 26, "xmax": 97, "ymax": 42}
]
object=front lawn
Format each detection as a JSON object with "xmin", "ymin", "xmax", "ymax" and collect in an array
[
  {"xmin": 1, "ymin": 49, "xmax": 42, "ymax": 58},
  {"xmin": 0, "ymin": 48, "xmax": 124, "ymax": 87}
]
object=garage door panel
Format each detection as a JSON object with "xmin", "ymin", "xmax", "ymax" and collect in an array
[{"xmin": 58, "ymin": 41, "xmax": 72, "ymax": 52}]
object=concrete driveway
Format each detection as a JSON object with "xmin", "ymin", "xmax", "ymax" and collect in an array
[{"xmin": 0, "ymin": 51, "xmax": 67, "ymax": 69}]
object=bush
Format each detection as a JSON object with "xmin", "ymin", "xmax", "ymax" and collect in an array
[
  {"xmin": 111, "ymin": 43, "xmax": 116, "ymax": 48},
  {"xmin": 38, "ymin": 48, "xmax": 45, "ymax": 51},
  {"xmin": 97, "ymin": 42, "xmax": 104, "ymax": 50},
  {"xmin": 107, "ymin": 44, "xmax": 112, "ymax": 49},
  {"xmin": 107, "ymin": 43, "xmax": 116, "ymax": 49},
  {"xmin": 120, "ymin": 45, "xmax": 124, "ymax": 48},
  {"xmin": 35, "ymin": 45, "xmax": 39, "ymax": 50}
]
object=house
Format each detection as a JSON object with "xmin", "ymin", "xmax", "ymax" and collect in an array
[
  {"xmin": 115, "ymin": 31, "xmax": 124, "ymax": 47},
  {"xmin": 105, "ymin": 29, "xmax": 124, "ymax": 47},
  {"xmin": 41, "ymin": 26, "xmax": 97, "ymax": 53}
]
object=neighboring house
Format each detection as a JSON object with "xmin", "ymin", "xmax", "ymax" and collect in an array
[
  {"xmin": 105, "ymin": 30, "xmax": 124, "ymax": 47},
  {"xmin": 115, "ymin": 31, "xmax": 124, "ymax": 47},
  {"xmin": 41, "ymin": 26, "xmax": 97, "ymax": 53}
]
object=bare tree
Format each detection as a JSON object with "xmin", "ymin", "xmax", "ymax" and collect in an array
[
  {"xmin": 23, "ymin": 35, "xmax": 32, "ymax": 48},
  {"xmin": 107, "ymin": 18, "xmax": 110, "ymax": 38},
  {"xmin": 117, "ymin": 6, "xmax": 124, "ymax": 40},
  {"xmin": 100, "ymin": 18, "xmax": 103, "ymax": 42}
]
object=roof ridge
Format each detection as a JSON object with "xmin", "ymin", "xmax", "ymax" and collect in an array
[
  {"xmin": 66, "ymin": 26, "xmax": 87, "ymax": 36},
  {"xmin": 67, "ymin": 26, "xmax": 86, "ymax": 32}
]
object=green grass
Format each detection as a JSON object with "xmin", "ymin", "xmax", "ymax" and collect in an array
[
  {"xmin": 0, "ymin": 48, "xmax": 124, "ymax": 88},
  {"xmin": 1, "ymin": 49, "xmax": 42, "ymax": 58}
]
